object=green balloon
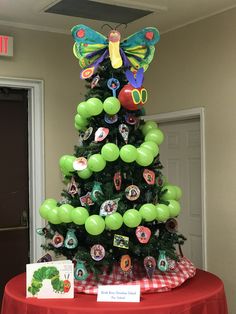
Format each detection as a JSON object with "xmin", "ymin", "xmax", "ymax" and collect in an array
[
  {"xmin": 142, "ymin": 121, "xmax": 158, "ymax": 136},
  {"xmin": 103, "ymin": 97, "xmax": 121, "ymax": 115},
  {"xmin": 74, "ymin": 114, "xmax": 88, "ymax": 127},
  {"xmin": 88, "ymin": 154, "xmax": 106, "ymax": 172},
  {"xmin": 161, "ymin": 185, "xmax": 177, "ymax": 201},
  {"xmin": 105, "ymin": 212, "xmax": 123, "ymax": 230},
  {"xmin": 123, "ymin": 209, "xmax": 142, "ymax": 228},
  {"xmin": 85, "ymin": 215, "xmax": 105, "ymax": 235},
  {"xmin": 156, "ymin": 204, "xmax": 170, "ymax": 222},
  {"xmin": 141, "ymin": 141, "xmax": 159, "ymax": 157},
  {"xmin": 39, "ymin": 199, "xmax": 57, "ymax": 219},
  {"xmin": 71, "ymin": 207, "xmax": 89, "ymax": 225},
  {"xmin": 174, "ymin": 185, "xmax": 183, "ymax": 200},
  {"xmin": 58, "ymin": 204, "xmax": 73, "ymax": 223},
  {"xmin": 77, "ymin": 101, "xmax": 91, "ymax": 118},
  {"xmin": 77, "ymin": 167, "xmax": 93, "ymax": 179},
  {"xmin": 139, "ymin": 203, "xmax": 157, "ymax": 222},
  {"xmin": 59, "ymin": 155, "xmax": 76, "ymax": 174},
  {"xmin": 86, "ymin": 98, "xmax": 103, "ymax": 116},
  {"xmin": 59, "ymin": 155, "xmax": 69, "ymax": 169},
  {"xmin": 47, "ymin": 207, "xmax": 61, "ymax": 224},
  {"xmin": 119, "ymin": 145, "xmax": 137, "ymax": 163},
  {"xmin": 101, "ymin": 143, "xmax": 120, "ymax": 161},
  {"xmin": 136, "ymin": 147, "xmax": 154, "ymax": 166},
  {"xmin": 168, "ymin": 200, "xmax": 181, "ymax": 217},
  {"xmin": 145, "ymin": 129, "xmax": 164, "ymax": 145},
  {"xmin": 74, "ymin": 122, "xmax": 86, "ymax": 132}
]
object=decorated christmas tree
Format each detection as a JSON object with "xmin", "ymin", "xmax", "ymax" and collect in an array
[{"xmin": 38, "ymin": 24, "xmax": 195, "ymax": 293}]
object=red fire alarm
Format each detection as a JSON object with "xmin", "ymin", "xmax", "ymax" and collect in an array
[{"xmin": 0, "ymin": 35, "xmax": 13, "ymax": 57}]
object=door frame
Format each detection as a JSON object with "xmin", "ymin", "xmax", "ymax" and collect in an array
[
  {"xmin": 144, "ymin": 108, "xmax": 207, "ymax": 270},
  {"xmin": 0, "ymin": 76, "xmax": 45, "ymax": 262}
]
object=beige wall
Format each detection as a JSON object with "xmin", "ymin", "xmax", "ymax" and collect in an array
[
  {"xmin": 0, "ymin": 25, "xmax": 86, "ymax": 198},
  {"xmin": 145, "ymin": 8, "xmax": 236, "ymax": 314},
  {"xmin": 1, "ymin": 7, "xmax": 236, "ymax": 312}
]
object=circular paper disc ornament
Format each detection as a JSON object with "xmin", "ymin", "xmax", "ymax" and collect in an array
[
  {"xmin": 73, "ymin": 157, "xmax": 87, "ymax": 171},
  {"xmin": 52, "ymin": 232, "xmax": 64, "ymax": 248},
  {"xmin": 135, "ymin": 226, "xmax": 151, "ymax": 243},
  {"xmin": 83, "ymin": 127, "xmax": 93, "ymax": 141},
  {"xmin": 144, "ymin": 256, "xmax": 156, "ymax": 279},
  {"xmin": 120, "ymin": 255, "xmax": 132, "ymax": 273},
  {"xmin": 125, "ymin": 113, "xmax": 138, "ymax": 125},
  {"xmin": 165, "ymin": 218, "xmax": 178, "ymax": 233},
  {"xmin": 125, "ymin": 185, "xmax": 140, "ymax": 201},
  {"xmin": 99, "ymin": 199, "xmax": 119, "ymax": 216},
  {"xmin": 90, "ymin": 244, "xmax": 105, "ymax": 261},
  {"xmin": 104, "ymin": 114, "xmax": 118, "ymax": 124}
]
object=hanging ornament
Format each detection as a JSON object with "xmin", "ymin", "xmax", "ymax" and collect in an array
[
  {"xmin": 144, "ymin": 256, "xmax": 156, "ymax": 279},
  {"xmin": 166, "ymin": 257, "xmax": 178, "ymax": 272},
  {"xmin": 80, "ymin": 192, "xmax": 94, "ymax": 207},
  {"xmin": 120, "ymin": 255, "xmax": 132, "ymax": 273},
  {"xmin": 135, "ymin": 226, "xmax": 151, "ymax": 244},
  {"xmin": 143, "ymin": 169, "xmax": 155, "ymax": 185},
  {"xmin": 83, "ymin": 127, "xmax": 93, "ymax": 141},
  {"xmin": 114, "ymin": 171, "xmax": 122, "ymax": 191},
  {"xmin": 99, "ymin": 198, "xmax": 120, "ymax": 216},
  {"xmin": 104, "ymin": 114, "xmax": 118, "ymax": 124},
  {"xmin": 125, "ymin": 113, "xmax": 138, "ymax": 125},
  {"xmin": 67, "ymin": 177, "xmax": 79, "ymax": 196},
  {"xmin": 90, "ymin": 244, "xmax": 105, "ymax": 261},
  {"xmin": 156, "ymin": 175, "xmax": 163, "ymax": 186},
  {"xmin": 73, "ymin": 157, "xmax": 88, "ymax": 171},
  {"xmin": 37, "ymin": 253, "xmax": 52, "ymax": 263},
  {"xmin": 113, "ymin": 234, "xmax": 129, "ymax": 249},
  {"xmin": 107, "ymin": 78, "xmax": 120, "ymax": 97},
  {"xmin": 125, "ymin": 185, "xmax": 140, "ymax": 201},
  {"xmin": 91, "ymin": 74, "xmax": 100, "ymax": 89},
  {"xmin": 165, "ymin": 218, "xmax": 178, "ymax": 233},
  {"xmin": 64, "ymin": 229, "xmax": 78, "ymax": 249},
  {"xmin": 118, "ymin": 68, "xmax": 148, "ymax": 111},
  {"xmin": 157, "ymin": 250, "xmax": 168, "ymax": 272},
  {"xmin": 52, "ymin": 232, "xmax": 64, "ymax": 248},
  {"xmin": 36, "ymin": 227, "xmax": 49, "ymax": 236},
  {"xmin": 74, "ymin": 260, "xmax": 89, "ymax": 280},
  {"xmin": 91, "ymin": 181, "xmax": 104, "ymax": 202},
  {"xmin": 94, "ymin": 127, "xmax": 109, "ymax": 142},
  {"xmin": 118, "ymin": 124, "xmax": 129, "ymax": 143}
]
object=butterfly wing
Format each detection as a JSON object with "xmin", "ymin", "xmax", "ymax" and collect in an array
[
  {"xmin": 121, "ymin": 27, "xmax": 160, "ymax": 71},
  {"xmin": 71, "ymin": 24, "xmax": 108, "ymax": 78}
]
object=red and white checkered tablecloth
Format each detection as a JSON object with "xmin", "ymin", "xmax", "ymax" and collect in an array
[{"xmin": 74, "ymin": 257, "xmax": 196, "ymax": 294}]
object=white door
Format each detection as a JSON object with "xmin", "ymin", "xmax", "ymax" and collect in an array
[{"xmin": 159, "ymin": 118, "xmax": 202, "ymax": 268}]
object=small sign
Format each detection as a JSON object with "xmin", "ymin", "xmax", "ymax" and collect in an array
[
  {"xmin": 0, "ymin": 35, "xmax": 13, "ymax": 57},
  {"xmin": 97, "ymin": 284, "xmax": 140, "ymax": 302}
]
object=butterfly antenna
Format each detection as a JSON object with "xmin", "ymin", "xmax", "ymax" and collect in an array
[
  {"xmin": 101, "ymin": 23, "xmax": 113, "ymax": 30},
  {"xmin": 115, "ymin": 23, "xmax": 127, "ymax": 30}
]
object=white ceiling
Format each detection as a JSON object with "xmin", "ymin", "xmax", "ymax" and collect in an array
[{"xmin": 0, "ymin": 0, "xmax": 236, "ymax": 34}]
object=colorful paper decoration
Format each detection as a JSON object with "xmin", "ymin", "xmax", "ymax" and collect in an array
[
  {"xmin": 125, "ymin": 113, "xmax": 138, "ymax": 125},
  {"xmin": 37, "ymin": 253, "xmax": 52, "ymax": 263},
  {"xmin": 136, "ymin": 226, "xmax": 151, "ymax": 243},
  {"xmin": 104, "ymin": 114, "xmax": 118, "ymax": 124},
  {"xmin": 125, "ymin": 185, "xmax": 140, "ymax": 201},
  {"xmin": 157, "ymin": 250, "xmax": 168, "ymax": 272},
  {"xmin": 143, "ymin": 169, "xmax": 155, "ymax": 185},
  {"xmin": 73, "ymin": 157, "xmax": 87, "ymax": 171},
  {"xmin": 80, "ymin": 192, "xmax": 94, "ymax": 207},
  {"xmin": 74, "ymin": 260, "xmax": 89, "ymax": 281},
  {"xmin": 72, "ymin": 24, "xmax": 160, "ymax": 78},
  {"xmin": 107, "ymin": 78, "xmax": 120, "ymax": 97},
  {"xmin": 90, "ymin": 244, "xmax": 105, "ymax": 261},
  {"xmin": 64, "ymin": 229, "xmax": 78, "ymax": 249},
  {"xmin": 120, "ymin": 255, "xmax": 132, "ymax": 273},
  {"xmin": 114, "ymin": 171, "xmax": 122, "ymax": 191},
  {"xmin": 91, "ymin": 181, "xmax": 103, "ymax": 202},
  {"xmin": 113, "ymin": 234, "xmax": 129, "ymax": 249},
  {"xmin": 52, "ymin": 232, "xmax": 64, "ymax": 248},
  {"xmin": 91, "ymin": 74, "xmax": 100, "ymax": 88},
  {"xmin": 100, "ymin": 199, "xmax": 119, "ymax": 216},
  {"xmin": 67, "ymin": 177, "xmax": 79, "ymax": 196},
  {"xmin": 94, "ymin": 127, "xmax": 109, "ymax": 142},
  {"xmin": 83, "ymin": 127, "xmax": 93, "ymax": 141},
  {"xmin": 144, "ymin": 256, "xmax": 156, "ymax": 279},
  {"xmin": 118, "ymin": 124, "xmax": 129, "ymax": 143}
]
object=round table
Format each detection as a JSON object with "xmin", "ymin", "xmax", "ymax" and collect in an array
[{"xmin": 1, "ymin": 269, "xmax": 228, "ymax": 314}]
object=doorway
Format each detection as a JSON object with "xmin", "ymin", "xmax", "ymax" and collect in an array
[
  {"xmin": 0, "ymin": 87, "xmax": 30, "ymax": 302},
  {"xmin": 0, "ymin": 77, "xmax": 45, "ymax": 298},
  {"xmin": 145, "ymin": 108, "xmax": 207, "ymax": 269}
]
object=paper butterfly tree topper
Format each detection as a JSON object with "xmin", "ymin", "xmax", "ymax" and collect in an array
[{"xmin": 71, "ymin": 24, "xmax": 160, "ymax": 79}]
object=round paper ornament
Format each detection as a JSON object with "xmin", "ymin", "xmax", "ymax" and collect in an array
[
  {"xmin": 52, "ymin": 232, "xmax": 64, "ymax": 248},
  {"xmin": 90, "ymin": 244, "xmax": 105, "ymax": 261}
]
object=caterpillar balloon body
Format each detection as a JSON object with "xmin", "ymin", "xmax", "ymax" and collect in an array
[{"xmin": 28, "ymin": 266, "xmax": 71, "ymax": 296}]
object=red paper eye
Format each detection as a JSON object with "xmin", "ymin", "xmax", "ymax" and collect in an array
[{"xmin": 77, "ymin": 29, "xmax": 85, "ymax": 38}]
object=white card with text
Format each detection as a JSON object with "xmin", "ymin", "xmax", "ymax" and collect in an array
[{"xmin": 97, "ymin": 284, "xmax": 140, "ymax": 302}]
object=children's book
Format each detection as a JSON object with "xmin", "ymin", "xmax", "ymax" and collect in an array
[{"xmin": 26, "ymin": 260, "xmax": 74, "ymax": 298}]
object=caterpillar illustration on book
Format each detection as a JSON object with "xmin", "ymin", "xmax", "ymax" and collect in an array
[{"xmin": 28, "ymin": 266, "xmax": 71, "ymax": 296}]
